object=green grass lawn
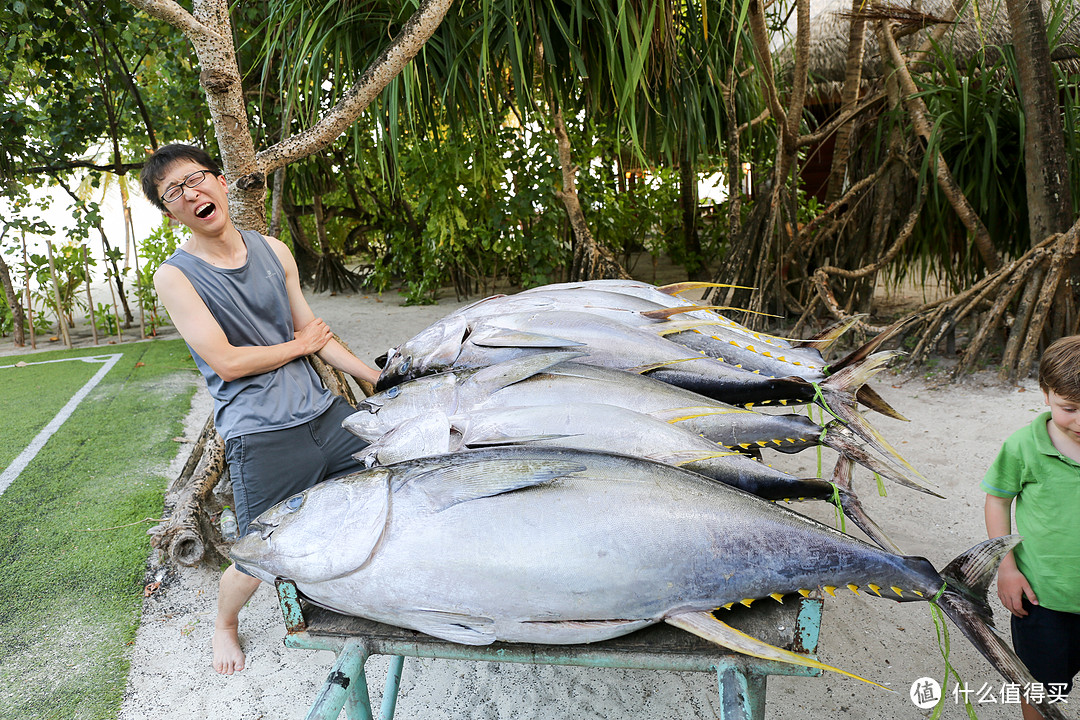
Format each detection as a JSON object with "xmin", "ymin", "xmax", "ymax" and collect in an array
[{"xmin": 0, "ymin": 339, "xmax": 197, "ymax": 720}]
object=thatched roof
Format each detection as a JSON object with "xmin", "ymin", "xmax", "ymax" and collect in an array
[{"xmin": 785, "ymin": 0, "xmax": 1080, "ymax": 96}]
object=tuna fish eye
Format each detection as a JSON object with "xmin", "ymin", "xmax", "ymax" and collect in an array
[
  {"xmin": 399, "ymin": 357, "xmax": 411, "ymax": 373},
  {"xmin": 386, "ymin": 386, "xmax": 401, "ymax": 398},
  {"xmin": 285, "ymin": 494, "xmax": 304, "ymax": 511}
]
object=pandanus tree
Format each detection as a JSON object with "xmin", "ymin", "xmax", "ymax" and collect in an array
[
  {"xmin": 248, "ymin": 0, "xmax": 766, "ymax": 284},
  {"xmin": 757, "ymin": 0, "xmax": 1079, "ymax": 380}
]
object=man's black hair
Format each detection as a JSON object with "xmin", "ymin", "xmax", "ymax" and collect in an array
[{"xmin": 140, "ymin": 144, "xmax": 223, "ymax": 212}]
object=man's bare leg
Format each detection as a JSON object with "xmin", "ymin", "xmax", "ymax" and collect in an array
[{"xmin": 213, "ymin": 565, "xmax": 262, "ymax": 675}]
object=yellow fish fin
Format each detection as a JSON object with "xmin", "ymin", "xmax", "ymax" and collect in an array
[{"xmin": 665, "ymin": 612, "xmax": 890, "ymax": 690}]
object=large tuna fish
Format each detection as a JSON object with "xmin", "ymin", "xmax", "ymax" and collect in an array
[
  {"xmin": 355, "ymin": 404, "xmax": 900, "ymax": 551},
  {"xmin": 374, "ymin": 308, "xmax": 910, "ymax": 463},
  {"xmin": 450, "ymin": 280, "xmax": 911, "ymax": 418},
  {"xmin": 351, "ymin": 351, "xmax": 930, "ymax": 495},
  {"xmin": 230, "ymin": 446, "xmax": 1059, "ymax": 718}
]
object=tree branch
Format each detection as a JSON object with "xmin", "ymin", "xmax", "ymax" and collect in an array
[
  {"xmin": 124, "ymin": 0, "xmax": 216, "ymax": 42},
  {"xmin": 256, "ymin": 0, "xmax": 456, "ymax": 174}
]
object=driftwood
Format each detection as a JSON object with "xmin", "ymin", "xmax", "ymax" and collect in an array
[
  {"xmin": 150, "ymin": 414, "xmax": 227, "ymax": 567},
  {"xmin": 151, "ymin": 336, "xmax": 373, "ymax": 567}
]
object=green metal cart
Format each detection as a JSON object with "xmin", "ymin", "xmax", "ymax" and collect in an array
[{"xmin": 276, "ymin": 579, "xmax": 824, "ymax": 720}]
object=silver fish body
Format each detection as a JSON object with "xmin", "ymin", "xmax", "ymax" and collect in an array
[
  {"xmin": 231, "ymin": 446, "xmax": 941, "ymax": 646},
  {"xmin": 357, "ymin": 404, "xmax": 836, "ymax": 502},
  {"xmin": 376, "ymin": 309, "xmax": 827, "ymax": 408},
  {"xmin": 426, "ymin": 284, "xmax": 832, "ymax": 380},
  {"xmin": 517, "ymin": 280, "xmax": 819, "ymax": 357},
  {"xmin": 349, "ymin": 352, "xmax": 823, "ymax": 451},
  {"xmin": 349, "ymin": 353, "xmax": 928, "ymax": 496}
]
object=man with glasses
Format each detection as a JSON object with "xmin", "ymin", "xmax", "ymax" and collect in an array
[{"xmin": 141, "ymin": 144, "xmax": 380, "ymax": 675}]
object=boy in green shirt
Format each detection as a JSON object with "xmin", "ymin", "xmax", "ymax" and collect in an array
[{"xmin": 983, "ymin": 335, "xmax": 1080, "ymax": 720}]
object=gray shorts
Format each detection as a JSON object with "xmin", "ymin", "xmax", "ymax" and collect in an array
[{"xmin": 225, "ymin": 395, "xmax": 368, "ymax": 551}]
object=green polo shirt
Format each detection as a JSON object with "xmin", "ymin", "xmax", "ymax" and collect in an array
[{"xmin": 981, "ymin": 412, "xmax": 1080, "ymax": 613}]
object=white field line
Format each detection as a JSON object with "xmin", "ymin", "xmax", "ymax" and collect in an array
[{"xmin": 0, "ymin": 353, "xmax": 124, "ymax": 496}]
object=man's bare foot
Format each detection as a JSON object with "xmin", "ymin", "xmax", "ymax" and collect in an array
[{"xmin": 212, "ymin": 624, "xmax": 245, "ymax": 675}]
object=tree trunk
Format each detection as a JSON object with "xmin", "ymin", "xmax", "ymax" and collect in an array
[
  {"xmin": 120, "ymin": 179, "xmax": 147, "ymax": 338},
  {"xmin": 45, "ymin": 240, "xmax": 72, "ymax": 349},
  {"xmin": 98, "ymin": 224, "xmax": 134, "ymax": 325},
  {"xmin": 1005, "ymin": 0, "xmax": 1074, "ymax": 244},
  {"xmin": 550, "ymin": 106, "xmax": 630, "ymax": 281},
  {"xmin": 0, "ymin": 252, "xmax": 25, "ymax": 346},
  {"xmin": 22, "ymin": 231, "xmax": 36, "ymax": 349},
  {"xmin": 824, "ymin": 0, "xmax": 869, "ymax": 203},
  {"xmin": 679, "ymin": 143, "xmax": 705, "ymax": 280},
  {"xmin": 82, "ymin": 246, "xmax": 99, "ymax": 345}
]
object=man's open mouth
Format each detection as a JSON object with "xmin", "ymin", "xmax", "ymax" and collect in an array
[{"xmin": 195, "ymin": 202, "xmax": 216, "ymax": 219}]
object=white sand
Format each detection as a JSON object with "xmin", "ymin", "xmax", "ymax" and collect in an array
[{"xmin": 106, "ymin": 286, "xmax": 1066, "ymax": 720}]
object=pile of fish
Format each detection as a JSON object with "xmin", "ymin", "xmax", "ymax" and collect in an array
[{"xmin": 232, "ymin": 280, "xmax": 1064, "ymax": 718}]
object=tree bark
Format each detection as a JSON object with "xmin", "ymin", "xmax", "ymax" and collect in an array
[
  {"xmin": 44, "ymin": 241, "xmax": 72, "ymax": 348},
  {"xmin": 824, "ymin": 0, "xmax": 869, "ymax": 203},
  {"xmin": 0, "ymin": 251, "xmax": 25, "ymax": 346},
  {"xmin": 1004, "ymin": 0, "xmax": 1074, "ymax": 244}
]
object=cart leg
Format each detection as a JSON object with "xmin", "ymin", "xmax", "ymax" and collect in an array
[
  {"xmin": 378, "ymin": 655, "xmax": 405, "ymax": 720},
  {"xmin": 716, "ymin": 665, "xmax": 766, "ymax": 720},
  {"xmin": 304, "ymin": 639, "xmax": 373, "ymax": 720}
]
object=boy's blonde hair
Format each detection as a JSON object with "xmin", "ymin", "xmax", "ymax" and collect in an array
[{"xmin": 1039, "ymin": 335, "xmax": 1080, "ymax": 401}]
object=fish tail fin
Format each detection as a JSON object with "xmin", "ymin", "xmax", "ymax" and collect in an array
[
  {"xmin": 792, "ymin": 314, "xmax": 865, "ymax": 354},
  {"xmin": 822, "ymin": 421, "xmax": 942, "ymax": 498},
  {"xmin": 935, "ymin": 536, "xmax": 1068, "ymax": 720},
  {"xmin": 822, "ymin": 349, "xmax": 906, "ymax": 419},
  {"xmin": 828, "ymin": 314, "xmax": 920, "ymax": 373},
  {"xmin": 829, "ymin": 456, "xmax": 903, "ymax": 553},
  {"xmin": 855, "ymin": 384, "xmax": 909, "ymax": 421},
  {"xmin": 818, "ymin": 352, "xmax": 923, "ymax": 483}
]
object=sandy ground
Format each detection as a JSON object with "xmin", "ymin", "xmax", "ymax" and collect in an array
[{"xmin": 19, "ymin": 285, "xmax": 1069, "ymax": 719}]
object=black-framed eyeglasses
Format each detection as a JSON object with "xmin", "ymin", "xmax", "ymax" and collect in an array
[{"xmin": 160, "ymin": 170, "xmax": 213, "ymax": 204}]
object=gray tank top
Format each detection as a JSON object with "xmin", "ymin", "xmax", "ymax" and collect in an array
[{"xmin": 163, "ymin": 229, "xmax": 332, "ymax": 441}]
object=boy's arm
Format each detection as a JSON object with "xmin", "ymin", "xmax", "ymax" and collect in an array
[
  {"xmin": 155, "ymin": 263, "xmax": 333, "ymax": 382},
  {"xmin": 268, "ymin": 238, "xmax": 381, "ymax": 386},
  {"xmin": 984, "ymin": 493, "xmax": 1037, "ymax": 617}
]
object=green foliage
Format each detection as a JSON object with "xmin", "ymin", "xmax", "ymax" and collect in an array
[
  {"xmin": 133, "ymin": 221, "xmax": 184, "ymax": 335},
  {"xmin": 1, "ymin": 0, "xmax": 207, "ymax": 174},
  {"xmin": 91, "ymin": 302, "xmax": 119, "ymax": 336},
  {"xmin": 913, "ymin": 44, "xmax": 1027, "ymax": 284},
  {"xmin": 874, "ymin": 34, "xmax": 1080, "ymax": 290},
  {"xmin": 365, "ymin": 125, "xmax": 567, "ymax": 303},
  {"xmin": 575, "ymin": 131, "xmax": 683, "ymax": 261},
  {"xmin": 26, "ymin": 242, "xmax": 89, "ymax": 330},
  {"xmin": 0, "ymin": 290, "xmax": 10, "ymax": 337}
]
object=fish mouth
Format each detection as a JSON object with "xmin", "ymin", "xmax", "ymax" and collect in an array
[
  {"xmin": 354, "ymin": 399, "xmax": 380, "ymax": 414},
  {"xmin": 246, "ymin": 520, "xmax": 275, "ymax": 541},
  {"xmin": 194, "ymin": 202, "xmax": 216, "ymax": 219}
]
